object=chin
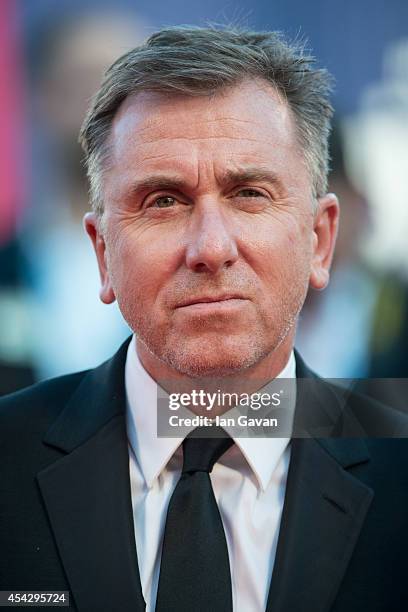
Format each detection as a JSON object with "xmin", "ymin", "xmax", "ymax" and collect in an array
[{"xmin": 159, "ymin": 335, "xmax": 271, "ymax": 379}]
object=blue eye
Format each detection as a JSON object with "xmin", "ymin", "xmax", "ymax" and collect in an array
[{"xmin": 153, "ymin": 196, "xmax": 176, "ymax": 208}]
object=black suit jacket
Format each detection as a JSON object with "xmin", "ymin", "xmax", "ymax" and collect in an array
[{"xmin": 1, "ymin": 337, "xmax": 408, "ymax": 611}]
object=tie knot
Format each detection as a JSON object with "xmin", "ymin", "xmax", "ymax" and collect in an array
[{"xmin": 182, "ymin": 426, "xmax": 234, "ymax": 474}]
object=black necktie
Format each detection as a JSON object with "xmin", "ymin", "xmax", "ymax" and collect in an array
[{"xmin": 155, "ymin": 426, "xmax": 234, "ymax": 612}]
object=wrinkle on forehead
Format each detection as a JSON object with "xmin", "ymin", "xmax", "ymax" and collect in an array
[{"xmin": 109, "ymin": 79, "xmax": 294, "ymax": 151}]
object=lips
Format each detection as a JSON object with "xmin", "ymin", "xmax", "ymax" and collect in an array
[{"xmin": 177, "ymin": 294, "xmax": 245, "ymax": 308}]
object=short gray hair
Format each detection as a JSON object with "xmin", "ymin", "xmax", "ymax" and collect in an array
[{"xmin": 79, "ymin": 26, "xmax": 334, "ymax": 216}]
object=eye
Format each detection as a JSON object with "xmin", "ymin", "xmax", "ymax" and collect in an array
[
  {"xmin": 236, "ymin": 188, "xmax": 264, "ymax": 198},
  {"xmin": 153, "ymin": 195, "xmax": 176, "ymax": 208}
]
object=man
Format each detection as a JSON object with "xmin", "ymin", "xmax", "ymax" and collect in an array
[{"xmin": 1, "ymin": 26, "xmax": 408, "ymax": 612}]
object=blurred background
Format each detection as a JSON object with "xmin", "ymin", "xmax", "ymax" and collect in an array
[{"xmin": 1, "ymin": 0, "xmax": 407, "ymax": 394}]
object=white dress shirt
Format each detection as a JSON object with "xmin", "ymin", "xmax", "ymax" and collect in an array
[{"xmin": 125, "ymin": 335, "xmax": 296, "ymax": 612}]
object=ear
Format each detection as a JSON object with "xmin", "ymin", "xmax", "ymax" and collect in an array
[
  {"xmin": 309, "ymin": 193, "xmax": 340, "ymax": 290},
  {"xmin": 83, "ymin": 212, "xmax": 116, "ymax": 304}
]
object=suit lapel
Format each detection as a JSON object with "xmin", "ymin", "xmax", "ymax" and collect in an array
[
  {"xmin": 37, "ymin": 338, "xmax": 146, "ymax": 612},
  {"xmin": 266, "ymin": 437, "xmax": 373, "ymax": 612},
  {"xmin": 266, "ymin": 353, "xmax": 374, "ymax": 612}
]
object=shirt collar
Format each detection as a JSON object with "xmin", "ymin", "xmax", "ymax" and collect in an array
[{"xmin": 125, "ymin": 335, "xmax": 296, "ymax": 491}]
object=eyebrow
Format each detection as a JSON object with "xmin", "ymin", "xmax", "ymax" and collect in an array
[
  {"xmin": 220, "ymin": 167, "xmax": 284, "ymax": 190},
  {"xmin": 127, "ymin": 175, "xmax": 187, "ymax": 196}
]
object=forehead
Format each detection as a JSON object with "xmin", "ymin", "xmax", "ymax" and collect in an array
[{"xmin": 106, "ymin": 79, "xmax": 305, "ymax": 182}]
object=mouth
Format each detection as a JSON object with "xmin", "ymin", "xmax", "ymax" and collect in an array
[{"xmin": 176, "ymin": 294, "xmax": 246, "ymax": 308}]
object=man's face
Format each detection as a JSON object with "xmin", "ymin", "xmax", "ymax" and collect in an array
[{"xmin": 86, "ymin": 79, "xmax": 338, "ymax": 377}]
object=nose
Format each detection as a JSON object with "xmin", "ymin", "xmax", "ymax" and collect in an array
[{"xmin": 185, "ymin": 202, "xmax": 239, "ymax": 273}]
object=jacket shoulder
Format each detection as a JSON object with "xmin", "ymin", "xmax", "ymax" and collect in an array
[
  {"xmin": 0, "ymin": 371, "xmax": 89, "ymax": 438},
  {"xmin": 295, "ymin": 351, "xmax": 408, "ymax": 439}
]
